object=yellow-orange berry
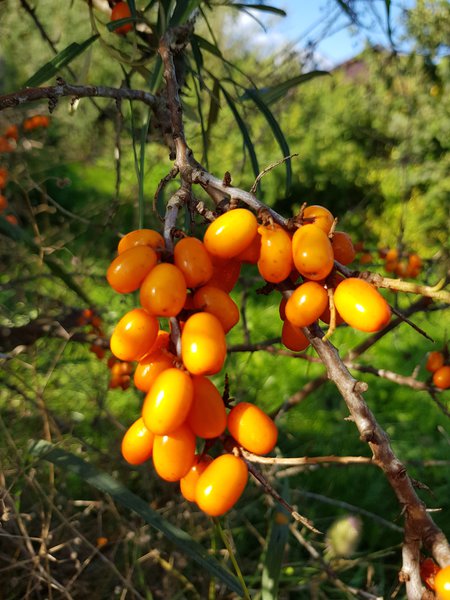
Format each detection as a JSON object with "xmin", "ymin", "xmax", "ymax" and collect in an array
[
  {"xmin": 227, "ymin": 402, "xmax": 277, "ymax": 455},
  {"xmin": 333, "ymin": 278, "xmax": 391, "ymax": 333},
  {"xmin": 331, "ymin": 231, "xmax": 356, "ymax": 265},
  {"xmin": 433, "ymin": 365, "xmax": 450, "ymax": 390},
  {"xmin": 110, "ymin": 1, "xmax": 133, "ymax": 35},
  {"xmin": 107, "ymin": 245, "xmax": 157, "ymax": 293},
  {"xmin": 292, "ymin": 224, "xmax": 334, "ymax": 281},
  {"xmin": 180, "ymin": 455, "xmax": 213, "ymax": 502},
  {"xmin": 110, "ymin": 308, "xmax": 159, "ymax": 362},
  {"xmin": 281, "ymin": 320, "xmax": 310, "ymax": 351},
  {"xmin": 302, "ymin": 205, "xmax": 334, "ymax": 234},
  {"xmin": 187, "ymin": 376, "xmax": 227, "ymax": 438},
  {"xmin": 181, "ymin": 312, "xmax": 227, "ymax": 375},
  {"xmin": 195, "ymin": 454, "xmax": 248, "ymax": 516},
  {"xmin": 192, "ymin": 285, "xmax": 240, "ymax": 333},
  {"xmin": 134, "ymin": 349, "xmax": 175, "ymax": 393},
  {"xmin": 174, "ymin": 237, "xmax": 213, "ymax": 288},
  {"xmin": 152, "ymin": 423, "xmax": 196, "ymax": 482},
  {"xmin": 204, "ymin": 208, "xmax": 258, "ymax": 259},
  {"xmin": 435, "ymin": 565, "xmax": 450, "ymax": 600},
  {"xmin": 285, "ymin": 281, "xmax": 328, "ymax": 328},
  {"xmin": 121, "ymin": 417, "xmax": 155, "ymax": 465},
  {"xmin": 140, "ymin": 263, "xmax": 187, "ymax": 317},
  {"xmin": 118, "ymin": 228, "xmax": 165, "ymax": 254},
  {"xmin": 426, "ymin": 351, "xmax": 445, "ymax": 373},
  {"xmin": 257, "ymin": 224, "xmax": 293, "ymax": 283}
]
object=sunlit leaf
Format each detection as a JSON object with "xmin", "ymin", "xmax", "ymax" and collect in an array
[
  {"xmin": 29, "ymin": 440, "xmax": 244, "ymax": 596},
  {"xmin": 232, "ymin": 3, "xmax": 286, "ymax": 17},
  {"xmin": 242, "ymin": 71, "xmax": 329, "ymax": 106}
]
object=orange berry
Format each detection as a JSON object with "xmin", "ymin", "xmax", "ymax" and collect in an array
[
  {"xmin": 142, "ymin": 368, "xmax": 194, "ymax": 435},
  {"xmin": 285, "ymin": 281, "xmax": 328, "ymax": 328},
  {"xmin": 236, "ymin": 232, "xmax": 261, "ymax": 264},
  {"xmin": 331, "ymin": 231, "xmax": 355, "ymax": 265},
  {"xmin": 0, "ymin": 136, "xmax": 13, "ymax": 152},
  {"xmin": 4, "ymin": 125, "xmax": 18, "ymax": 141},
  {"xmin": 117, "ymin": 229, "xmax": 165, "ymax": 254},
  {"xmin": 292, "ymin": 224, "xmax": 334, "ymax": 281},
  {"xmin": 433, "ymin": 365, "xmax": 450, "ymax": 390},
  {"xmin": 121, "ymin": 417, "xmax": 155, "ymax": 465},
  {"xmin": 426, "ymin": 351, "xmax": 445, "ymax": 373},
  {"xmin": 203, "ymin": 208, "xmax": 258, "ymax": 259},
  {"xmin": 279, "ymin": 297, "xmax": 287, "ymax": 321},
  {"xmin": 152, "ymin": 423, "xmax": 196, "ymax": 482},
  {"xmin": 408, "ymin": 253, "xmax": 422, "ymax": 269},
  {"xmin": 0, "ymin": 167, "xmax": 8, "ymax": 188},
  {"xmin": 134, "ymin": 349, "xmax": 175, "ymax": 392},
  {"xmin": 174, "ymin": 237, "xmax": 213, "ymax": 288},
  {"xmin": 119, "ymin": 375, "xmax": 131, "ymax": 390},
  {"xmin": 148, "ymin": 329, "xmax": 170, "ymax": 355},
  {"xmin": 281, "ymin": 320, "xmax": 310, "ymax": 351},
  {"xmin": 110, "ymin": 1, "xmax": 133, "ymax": 35},
  {"xmin": 181, "ymin": 312, "xmax": 227, "ymax": 376},
  {"xmin": 0, "ymin": 195, "xmax": 7, "ymax": 213},
  {"xmin": 385, "ymin": 249, "xmax": 398, "ymax": 262},
  {"xmin": 90, "ymin": 343, "xmax": 105, "ymax": 360},
  {"xmin": 195, "ymin": 454, "xmax": 248, "ymax": 516},
  {"xmin": 420, "ymin": 558, "xmax": 440, "ymax": 591},
  {"xmin": 359, "ymin": 252, "xmax": 373, "ymax": 265},
  {"xmin": 110, "ymin": 308, "xmax": 159, "ymax": 362},
  {"xmin": 107, "ymin": 245, "xmax": 157, "ymax": 294},
  {"xmin": 187, "ymin": 376, "xmax": 227, "ymax": 438},
  {"xmin": 319, "ymin": 304, "xmax": 345, "ymax": 326},
  {"xmin": 111, "ymin": 361, "xmax": 132, "ymax": 377},
  {"xmin": 334, "ymin": 278, "xmax": 391, "ymax": 333},
  {"xmin": 435, "ymin": 565, "xmax": 450, "ymax": 600},
  {"xmin": 207, "ymin": 256, "xmax": 241, "ymax": 292},
  {"xmin": 140, "ymin": 263, "xmax": 187, "ymax": 317},
  {"xmin": 180, "ymin": 455, "xmax": 213, "ymax": 502},
  {"xmin": 257, "ymin": 224, "xmax": 293, "ymax": 283},
  {"xmin": 227, "ymin": 402, "xmax": 277, "ymax": 455},
  {"xmin": 5, "ymin": 214, "xmax": 18, "ymax": 225},
  {"xmin": 192, "ymin": 285, "xmax": 240, "ymax": 333},
  {"xmin": 302, "ymin": 205, "xmax": 334, "ymax": 234}
]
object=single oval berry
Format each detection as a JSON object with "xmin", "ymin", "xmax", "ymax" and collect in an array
[
  {"xmin": 257, "ymin": 224, "xmax": 293, "ymax": 283},
  {"xmin": 292, "ymin": 224, "xmax": 334, "ymax": 281},
  {"xmin": 285, "ymin": 281, "xmax": 329, "ymax": 328},
  {"xmin": 433, "ymin": 365, "xmax": 450, "ymax": 390},
  {"xmin": 207, "ymin": 256, "xmax": 241, "ymax": 292},
  {"xmin": 181, "ymin": 312, "xmax": 227, "ymax": 376},
  {"xmin": 121, "ymin": 417, "xmax": 155, "ymax": 465},
  {"xmin": 333, "ymin": 278, "xmax": 391, "ymax": 333},
  {"xmin": 142, "ymin": 368, "xmax": 194, "ymax": 435},
  {"xmin": 110, "ymin": 1, "xmax": 133, "ymax": 35},
  {"xmin": 187, "ymin": 376, "xmax": 227, "ymax": 438},
  {"xmin": 281, "ymin": 320, "xmax": 310, "ymax": 352},
  {"xmin": 227, "ymin": 402, "xmax": 278, "ymax": 455},
  {"xmin": 134, "ymin": 350, "xmax": 175, "ymax": 393},
  {"xmin": 331, "ymin": 231, "xmax": 356, "ymax": 265},
  {"xmin": 195, "ymin": 454, "xmax": 248, "ymax": 516},
  {"xmin": 435, "ymin": 565, "xmax": 450, "ymax": 600},
  {"xmin": 203, "ymin": 208, "xmax": 258, "ymax": 259},
  {"xmin": 174, "ymin": 237, "xmax": 213, "ymax": 288},
  {"xmin": 118, "ymin": 229, "xmax": 165, "ymax": 254},
  {"xmin": 302, "ymin": 204, "xmax": 334, "ymax": 234},
  {"xmin": 140, "ymin": 263, "xmax": 187, "ymax": 317},
  {"xmin": 425, "ymin": 351, "xmax": 445, "ymax": 373},
  {"xmin": 110, "ymin": 308, "xmax": 159, "ymax": 362},
  {"xmin": 180, "ymin": 455, "xmax": 213, "ymax": 502},
  {"xmin": 106, "ymin": 245, "xmax": 157, "ymax": 293},
  {"xmin": 152, "ymin": 424, "xmax": 196, "ymax": 482},
  {"xmin": 193, "ymin": 285, "xmax": 240, "ymax": 333}
]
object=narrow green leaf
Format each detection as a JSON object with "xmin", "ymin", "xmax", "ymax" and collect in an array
[
  {"xmin": 244, "ymin": 88, "xmax": 292, "ymax": 194},
  {"xmin": 25, "ymin": 35, "xmax": 99, "ymax": 88},
  {"xmin": 205, "ymin": 77, "xmax": 221, "ymax": 150},
  {"xmin": 220, "ymin": 85, "xmax": 260, "ymax": 181},
  {"xmin": 170, "ymin": 0, "xmax": 202, "ymax": 26},
  {"xmin": 191, "ymin": 72, "xmax": 209, "ymax": 167},
  {"xmin": 193, "ymin": 34, "xmax": 223, "ymax": 58},
  {"xmin": 334, "ymin": 0, "xmax": 358, "ymax": 23},
  {"xmin": 242, "ymin": 71, "xmax": 329, "ymax": 106},
  {"xmin": 190, "ymin": 36, "xmax": 204, "ymax": 75},
  {"xmin": 106, "ymin": 17, "xmax": 135, "ymax": 33},
  {"xmin": 29, "ymin": 440, "xmax": 244, "ymax": 596},
  {"xmin": 261, "ymin": 486, "xmax": 290, "ymax": 600},
  {"xmin": 231, "ymin": 3, "xmax": 286, "ymax": 17}
]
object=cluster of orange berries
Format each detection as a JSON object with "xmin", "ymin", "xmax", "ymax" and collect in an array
[
  {"xmin": 380, "ymin": 247, "xmax": 422, "ymax": 279},
  {"xmin": 110, "ymin": 1, "xmax": 133, "ymax": 35},
  {"xmin": 420, "ymin": 559, "xmax": 450, "ymax": 598},
  {"xmin": 107, "ymin": 226, "xmax": 278, "ymax": 516},
  {"xmin": 425, "ymin": 350, "xmax": 450, "ymax": 390}
]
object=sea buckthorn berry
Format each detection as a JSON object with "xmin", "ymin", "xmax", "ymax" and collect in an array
[
  {"xmin": 134, "ymin": 350, "xmax": 175, "ymax": 392},
  {"xmin": 110, "ymin": 1, "xmax": 133, "ymax": 35},
  {"xmin": 359, "ymin": 252, "xmax": 373, "ymax": 265},
  {"xmin": 333, "ymin": 278, "xmax": 391, "ymax": 333},
  {"xmin": 432, "ymin": 365, "xmax": 450, "ymax": 390},
  {"xmin": 0, "ymin": 167, "xmax": 8, "ymax": 188},
  {"xmin": 5, "ymin": 125, "xmax": 18, "ymax": 141},
  {"xmin": 281, "ymin": 320, "xmax": 310, "ymax": 352},
  {"xmin": 5, "ymin": 214, "xmax": 17, "ymax": 225},
  {"xmin": 142, "ymin": 368, "xmax": 194, "ymax": 435},
  {"xmin": 435, "ymin": 565, "xmax": 450, "ymax": 600},
  {"xmin": 227, "ymin": 402, "xmax": 278, "ymax": 455},
  {"xmin": 121, "ymin": 417, "xmax": 155, "ymax": 465},
  {"xmin": 195, "ymin": 454, "xmax": 248, "ymax": 516},
  {"xmin": 174, "ymin": 237, "xmax": 213, "ymax": 288},
  {"xmin": 203, "ymin": 208, "xmax": 258, "ymax": 259},
  {"xmin": 110, "ymin": 308, "xmax": 159, "ymax": 362},
  {"xmin": 420, "ymin": 557, "xmax": 440, "ymax": 591},
  {"xmin": 107, "ymin": 245, "xmax": 157, "ymax": 293},
  {"xmin": 140, "ymin": 263, "xmax": 187, "ymax": 317},
  {"xmin": 90, "ymin": 343, "xmax": 105, "ymax": 360},
  {"xmin": 193, "ymin": 285, "xmax": 240, "ymax": 333},
  {"xmin": 208, "ymin": 256, "xmax": 241, "ymax": 292},
  {"xmin": 257, "ymin": 224, "xmax": 293, "ymax": 283},
  {"xmin": 320, "ymin": 304, "xmax": 345, "ymax": 326},
  {"xmin": 0, "ymin": 137, "xmax": 13, "ymax": 152},
  {"xmin": 180, "ymin": 455, "xmax": 213, "ymax": 502},
  {"xmin": 147, "ymin": 329, "xmax": 170, "ymax": 355},
  {"xmin": 331, "ymin": 231, "xmax": 356, "ymax": 265},
  {"xmin": 152, "ymin": 423, "xmax": 196, "ymax": 482},
  {"xmin": 118, "ymin": 228, "xmax": 165, "ymax": 254},
  {"xmin": 237, "ymin": 232, "xmax": 261, "ymax": 264},
  {"xmin": 279, "ymin": 297, "xmax": 287, "ymax": 321},
  {"xmin": 0, "ymin": 195, "xmax": 7, "ymax": 213},
  {"xmin": 302, "ymin": 204, "xmax": 334, "ymax": 234},
  {"xmin": 187, "ymin": 376, "xmax": 227, "ymax": 438},
  {"xmin": 285, "ymin": 281, "xmax": 329, "ymax": 328},
  {"xmin": 426, "ymin": 351, "xmax": 445, "ymax": 373},
  {"xmin": 181, "ymin": 312, "xmax": 227, "ymax": 376},
  {"xmin": 292, "ymin": 224, "xmax": 334, "ymax": 281}
]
